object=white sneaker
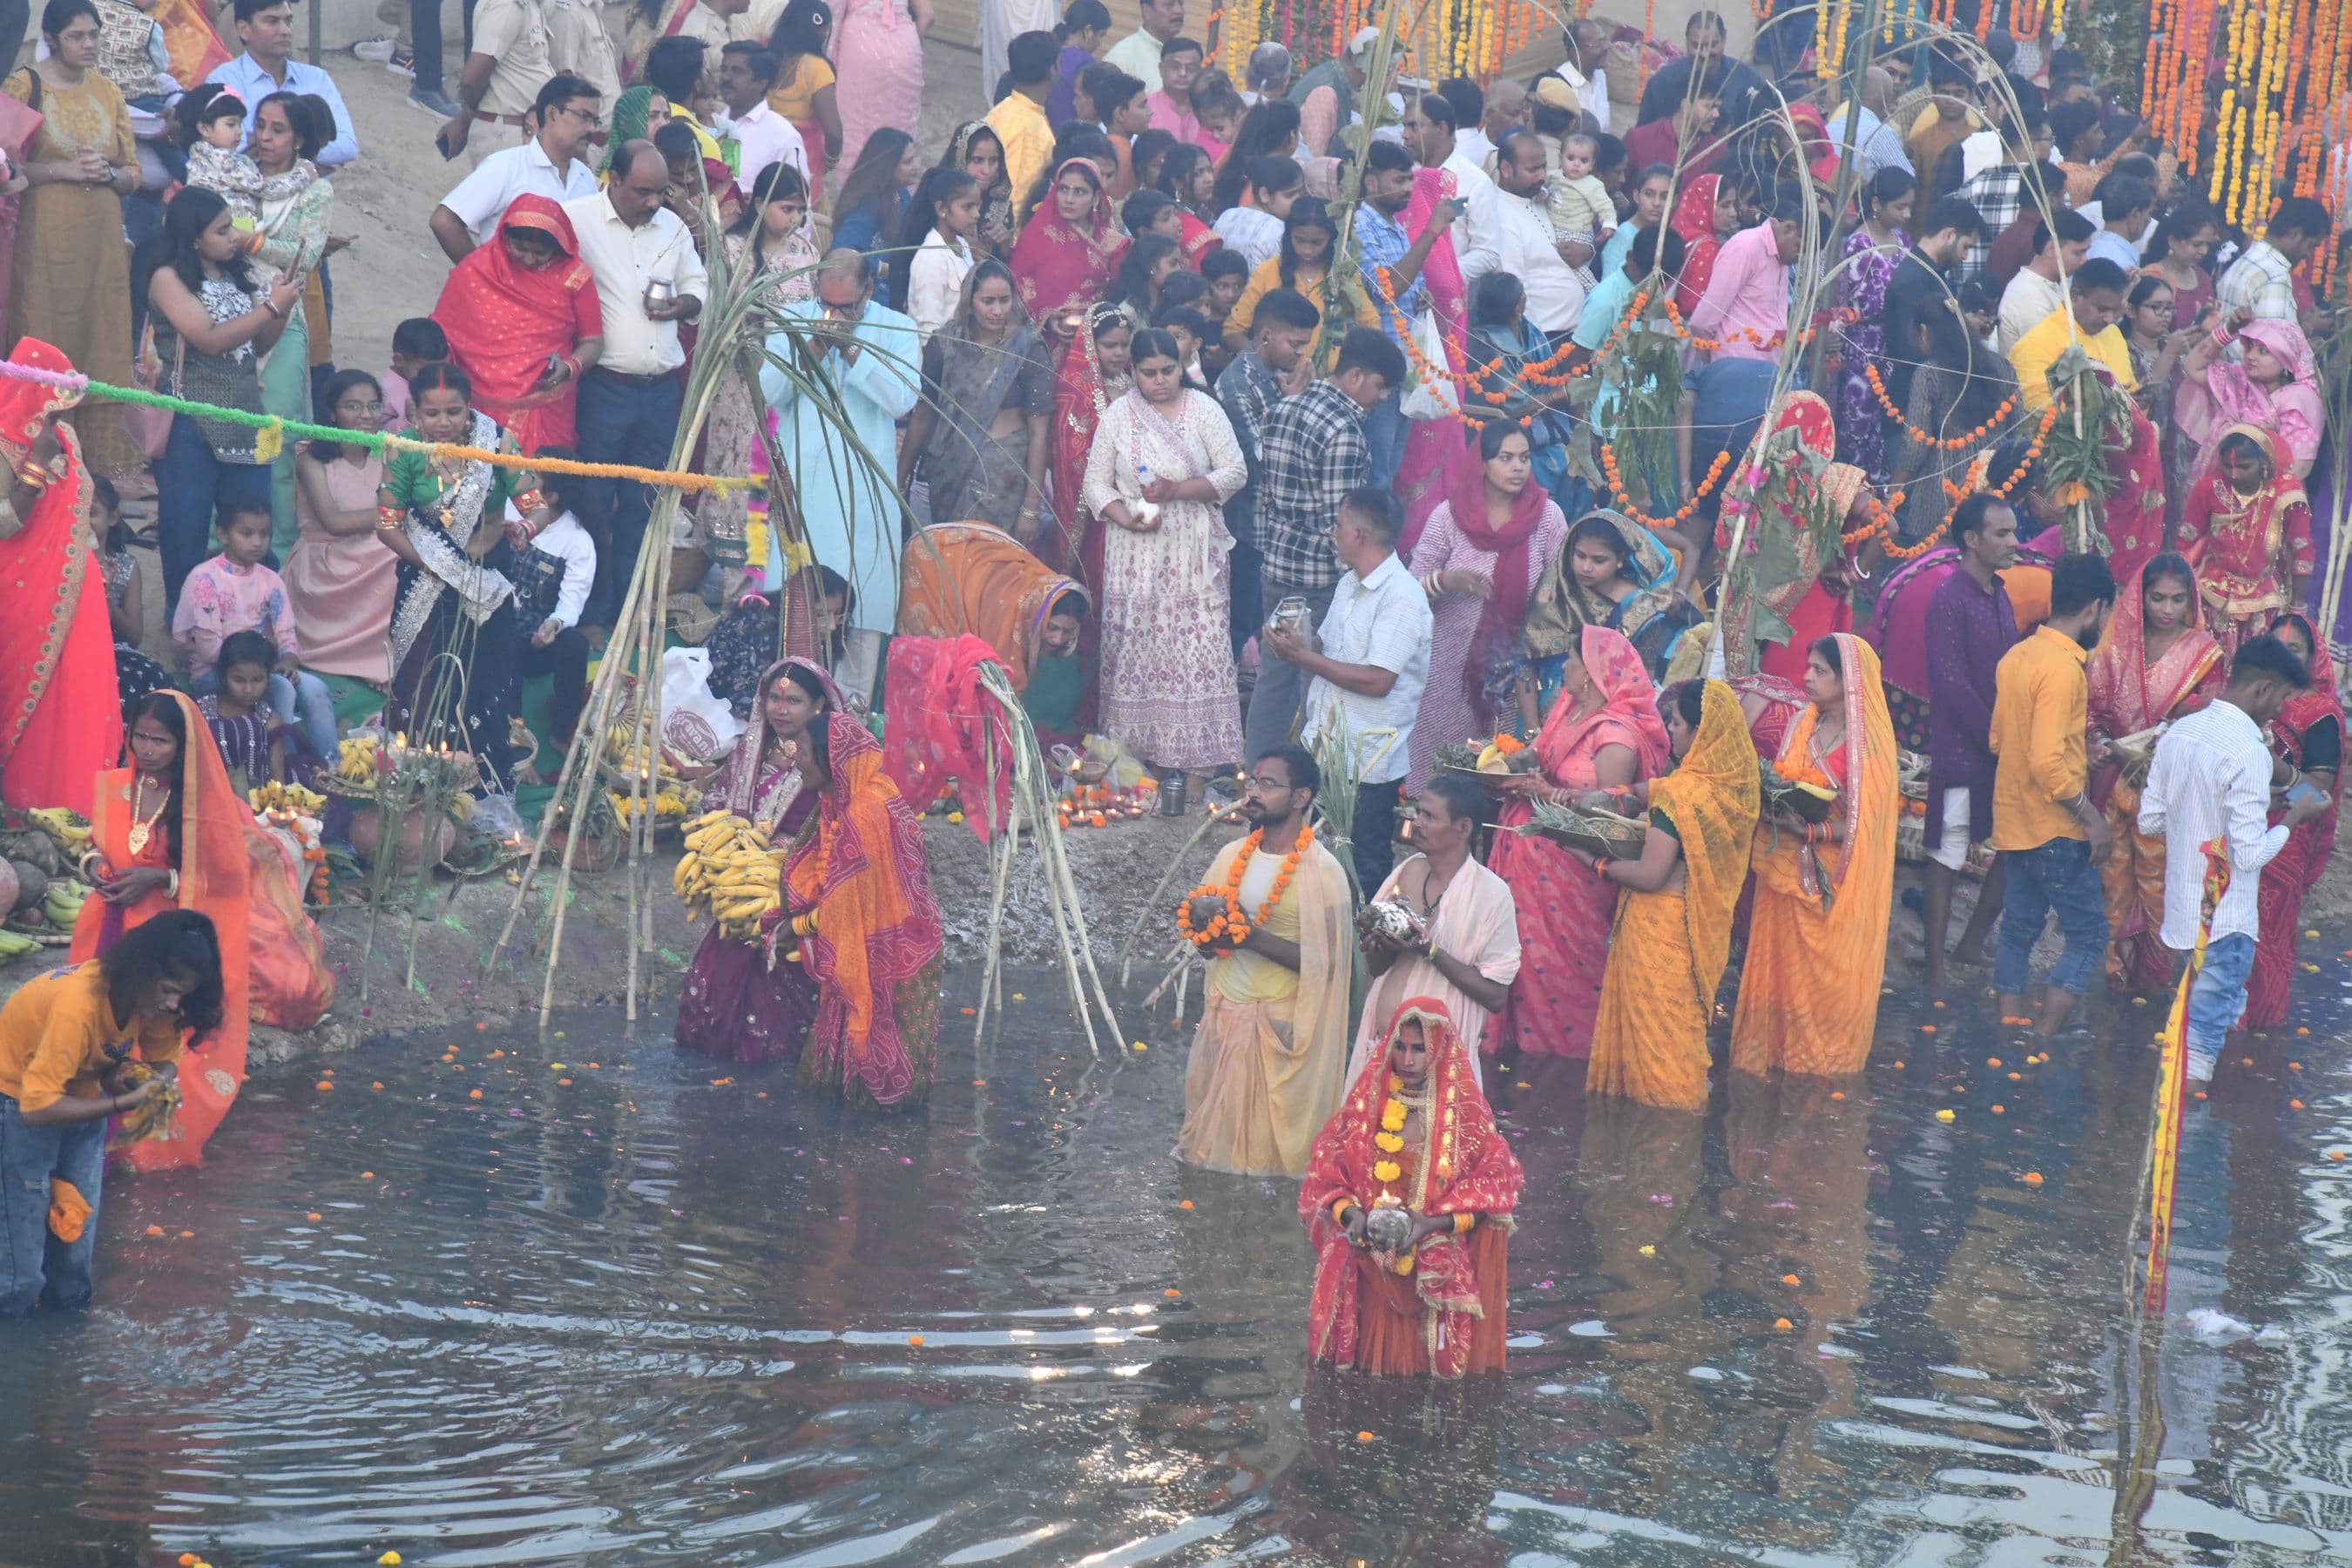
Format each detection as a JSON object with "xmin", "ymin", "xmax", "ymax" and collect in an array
[{"xmin": 352, "ymin": 35, "xmax": 395, "ymax": 61}]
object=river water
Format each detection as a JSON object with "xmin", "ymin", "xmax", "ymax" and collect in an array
[{"xmin": 7, "ymin": 963, "xmax": 2352, "ymax": 1566}]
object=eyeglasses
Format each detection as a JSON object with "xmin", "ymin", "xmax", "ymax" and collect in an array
[{"xmin": 336, "ymin": 398, "xmax": 384, "ymax": 416}]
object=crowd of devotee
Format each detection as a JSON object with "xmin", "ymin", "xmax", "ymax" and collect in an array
[{"xmin": 0, "ymin": 0, "xmax": 2345, "ymax": 1379}]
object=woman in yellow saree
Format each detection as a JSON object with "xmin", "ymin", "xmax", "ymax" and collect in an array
[
  {"xmin": 1587, "ymin": 679, "xmax": 1760, "ymax": 1111},
  {"xmin": 1730, "ymin": 632, "xmax": 1897, "ymax": 1078}
]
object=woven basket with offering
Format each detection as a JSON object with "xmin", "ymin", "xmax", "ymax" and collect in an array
[
  {"xmin": 2108, "ymin": 726, "xmax": 2163, "ymax": 789},
  {"xmin": 1761, "ymin": 766, "xmax": 1837, "ymax": 823},
  {"xmin": 1518, "ymin": 799, "xmax": 1646, "ymax": 859}
]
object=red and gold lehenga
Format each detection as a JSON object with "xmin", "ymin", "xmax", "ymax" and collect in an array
[
  {"xmin": 0, "ymin": 337, "xmax": 120, "ymax": 809},
  {"xmin": 2248, "ymin": 614, "xmax": 2341, "ymax": 1028},
  {"xmin": 1300, "ymin": 998, "xmax": 1524, "ymax": 1379},
  {"xmin": 70, "ymin": 691, "xmax": 332, "ymax": 1169}
]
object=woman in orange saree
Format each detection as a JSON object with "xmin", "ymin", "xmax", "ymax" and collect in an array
[
  {"xmin": 769, "ymin": 659, "xmax": 945, "ymax": 1109},
  {"xmin": 2085, "ymin": 553, "xmax": 2222, "ymax": 994},
  {"xmin": 0, "ymin": 337, "xmax": 121, "ymax": 809},
  {"xmin": 1485, "ymin": 624, "xmax": 1669, "ymax": 1058},
  {"xmin": 1730, "ymin": 632, "xmax": 1897, "ymax": 1078},
  {"xmin": 1588, "ymin": 679, "xmax": 1760, "ymax": 1112},
  {"xmin": 69, "ymin": 690, "xmax": 333, "ymax": 1169},
  {"xmin": 1300, "ymin": 997, "xmax": 1524, "ymax": 1379}
]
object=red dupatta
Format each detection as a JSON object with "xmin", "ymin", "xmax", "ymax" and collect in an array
[
  {"xmin": 1009, "ymin": 159, "xmax": 1124, "ymax": 321},
  {"xmin": 1299, "ymin": 997, "xmax": 1524, "ymax": 1379},
  {"xmin": 0, "ymin": 337, "xmax": 119, "ymax": 810},
  {"xmin": 2178, "ymin": 425, "xmax": 2311, "ymax": 637},
  {"xmin": 1442, "ymin": 433, "xmax": 1551, "ymax": 724},
  {"xmin": 2268, "ymin": 612, "xmax": 2341, "ymax": 885},
  {"xmin": 1534, "ymin": 624, "xmax": 1672, "ymax": 781},
  {"xmin": 429, "ymin": 196, "xmax": 603, "ymax": 453},
  {"xmin": 2086, "ymin": 556, "xmax": 2222, "ymax": 740},
  {"xmin": 1669, "ymin": 174, "xmax": 1726, "ymax": 318}
]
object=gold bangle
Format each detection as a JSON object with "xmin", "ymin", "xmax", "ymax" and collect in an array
[
  {"xmin": 375, "ymin": 505, "xmax": 405, "ymax": 531},
  {"xmin": 1452, "ymin": 1211, "xmax": 1474, "ymax": 1234},
  {"xmin": 13, "ymin": 463, "xmax": 49, "ymax": 490}
]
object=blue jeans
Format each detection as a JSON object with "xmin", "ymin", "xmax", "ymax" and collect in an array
[
  {"xmin": 1241, "ymin": 578, "xmax": 1334, "ymax": 763},
  {"xmin": 575, "ymin": 369, "xmax": 683, "ymax": 630},
  {"xmin": 1995, "ymin": 836, "xmax": 2111, "ymax": 998},
  {"xmin": 191, "ymin": 669, "xmax": 338, "ymax": 761},
  {"xmin": 1, "ymin": 1096, "xmax": 105, "ymax": 1317},
  {"xmin": 155, "ymin": 415, "xmax": 274, "ymax": 617},
  {"xmin": 2185, "ymin": 932, "xmax": 2255, "ymax": 1079},
  {"xmin": 1364, "ymin": 388, "xmax": 1407, "ymax": 490}
]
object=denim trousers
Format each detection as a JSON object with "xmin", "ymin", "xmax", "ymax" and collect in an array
[
  {"xmin": 1364, "ymin": 389, "xmax": 1408, "ymax": 490},
  {"xmin": 2185, "ymin": 932, "xmax": 2256, "ymax": 1078},
  {"xmin": 1351, "ymin": 778, "xmax": 1401, "ymax": 895},
  {"xmin": 155, "ymin": 416, "xmax": 274, "ymax": 615},
  {"xmin": 1, "ymin": 1097, "xmax": 105, "ymax": 1318},
  {"xmin": 575, "ymin": 370, "xmax": 684, "ymax": 629},
  {"xmin": 1994, "ymin": 836, "xmax": 2111, "ymax": 997},
  {"xmin": 1241, "ymin": 578, "xmax": 1335, "ymax": 762}
]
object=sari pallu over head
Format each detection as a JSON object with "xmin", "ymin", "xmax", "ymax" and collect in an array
[
  {"xmin": 2268, "ymin": 612, "xmax": 2341, "ymax": 888},
  {"xmin": 429, "ymin": 197, "xmax": 602, "ymax": 454},
  {"xmin": 1440, "ymin": 434, "xmax": 1551, "ymax": 729},
  {"xmin": 0, "ymin": 337, "xmax": 119, "ymax": 793},
  {"xmin": 1765, "ymin": 632, "xmax": 1897, "ymax": 911},
  {"xmin": 1533, "ymin": 624, "xmax": 1672, "ymax": 783},
  {"xmin": 1521, "ymin": 509, "xmax": 1683, "ymax": 674},
  {"xmin": 895, "ymin": 519, "xmax": 1086, "ymax": 693},
  {"xmin": 1009, "ymin": 159, "xmax": 1123, "ymax": 321},
  {"xmin": 1669, "ymin": 173, "xmax": 1725, "ymax": 317},
  {"xmin": 776, "ymin": 658, "xmax": 945, "ymax": 1107},
  {"xmin": 2178, "ymin": 424, "xmax": 2308, "ymax": 632},
  {"xmin": 1298, "ymin": 998, "xmax": 1524, "ymax": 1380},
  {"xmin": 707, "ymin": 657, "xmax": 808, "ymax": 831},
  {"xmin": 2192, "ymin": 317, "xmax": 2323, "ymax": 474},
  {"xmin": 1653, "ymin": 679, "xmax": 1761, "ymax": 1006},
  {"xmin": 2086, "ymin": 555, "xmax": 2222, "ymax": 742},
  {"xmin": 943, "ymin": 121, "xmax": 1016, "ymax": 250}
]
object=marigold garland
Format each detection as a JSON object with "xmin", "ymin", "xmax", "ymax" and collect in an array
[{"xmin": 1175, "ymin": 820, "xmax": 1315, "ymax": 949}]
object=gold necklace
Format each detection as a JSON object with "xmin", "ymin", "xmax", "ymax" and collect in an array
[{"xmin": 125, "ymin": 773, "xmax": 167, "ymax": 856}]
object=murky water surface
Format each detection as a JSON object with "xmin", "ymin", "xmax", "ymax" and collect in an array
[{"xmin": 8, "ymin": 957, "xmax": 2352, "ymax": 1565}]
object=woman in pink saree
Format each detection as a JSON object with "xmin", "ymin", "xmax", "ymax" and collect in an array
[
  {"xmin": 1394, "ymin": 164, "xmax": 1470, "ymax": 539},
  {"xmin": 2085, "ymin": 553, "xmax": 2223, "ymax": 994},
  {"xmin": 831, "ymin": 0, "xmax": 928, "ymax": 180},
  {"xmin": 1485, "ymin": 625, "xmax": 1669, "ymax": 1059},
  {"xmin": 2176, "ymin": 314, "xmax": 2324, "ymax": 482}
]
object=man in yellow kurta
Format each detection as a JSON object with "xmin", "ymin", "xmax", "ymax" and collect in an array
[
  {"xmin": 1174, "ymin": 744, "xmax": 1353, "ymax": 1178},
  {"xmin": 2008, "ymin": 256, "xmax": 2137, "ymax": 413}
]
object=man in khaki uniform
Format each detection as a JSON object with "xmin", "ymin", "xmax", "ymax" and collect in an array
[{"xmin": 436, "ymin": 0, "xmax": 558, "ymax": 167}]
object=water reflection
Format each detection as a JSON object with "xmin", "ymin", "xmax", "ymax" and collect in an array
[{"xmin": 0, "ymin": 971, "xmax": 2349, "ymax": 1564}]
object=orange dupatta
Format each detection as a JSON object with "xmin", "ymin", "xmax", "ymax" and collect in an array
[
  {"xmin": 1730, "ymin": 633, "xmax": 1896, "ymax": 1078},
  {"xmin": 894, "ymin": 520, "xmax": 1087, "ymax": 692}
]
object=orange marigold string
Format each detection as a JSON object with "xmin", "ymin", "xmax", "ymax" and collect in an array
[{"xmin": 1175, "ymin": 821, "xmax": 1314, "ymax": 949}]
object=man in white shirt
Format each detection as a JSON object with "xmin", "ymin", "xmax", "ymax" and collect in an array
[
  {"xmin": 1402, "ymin": 91, "xmax": 1499, "ymax": 285},
  {"xmin": 1492, "ymin": 130, "xmax": 1587, "ymax": 341},
  {"xmin": 714, "ymin": 41, "xmax": 808, "ymax": 197},
  {"xmin": 564, "ymin": 140, "xmax": 709, "ymax": 633},
  {"xmin": 2139, "ymin": 635, "xmax": 2329, "ymax": 1082},
  {"xmin": 1102, "ymin": 0, "xmax": 1182, "ymax": 96},
  {"xmin": 207, "ymin": 0, "xmax": 360, "ymax": 166},
  {"xmin": 1545, "ymin": 18, "xmax": 1610, "ymax": 133},
  {"xmin": 1996, "ymin": 208, "xmax": 2092, "ymax": 355},
  {"xmin": 1269, "ymin": 486, "xmax": 1431, "ymax": 893},
  {"xmin": 431, "ymin": 73, "xmax": 603, "ymax": 260},
  {"xmin": 435, "ymin": 0, "xmax": 556, "ymax": 165},
  {"xmin": 1209, "ymin": 154, "xmax": 1301, "ymax": 270}
]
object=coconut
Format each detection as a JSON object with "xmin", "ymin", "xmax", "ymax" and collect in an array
[{"xmin": 10, "ymin": 860, "xmax": 45, "ymax": 910}]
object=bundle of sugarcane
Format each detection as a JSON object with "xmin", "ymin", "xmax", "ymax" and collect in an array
[{"xmin": 1517, "ymin": 798, "xmax": 1646, "ymax": 860}]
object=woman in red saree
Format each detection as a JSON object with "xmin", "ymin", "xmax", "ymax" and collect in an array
[
  {"xmin": 676, "ymin": 659, "xmax": 821, "ymax": 1064},
  {"xmin": 1008, "ymin": 158, "xmax": 1124, "ymax": 324},
  {"xmin": 1668, "ymin": 174, "xmax": 1734, "ymax": 319},
  {"xmin": 2176, "ymin": 426, "xmax": 2314, "ymax": 654},
  {"xmin": 769, "ymin": 658, "xmax": 946, "ymax": 1109},
  {"xmin": 1486, "ymin": 625, "xmax": 1670, "ymax": 1059},
  {"xmin": 70, "ymin": 690, "xmax": 332, "ymax": 1169},
  {"xmin": 429, "ymin": 196, "xmax": 605, "ymax": 455},
  {"xmin": 1300, "ymin": 997, "xmax": 1524, "ymax": 1379},
  {"xmin": 0, "ymin": 337, "xmax": 118, "ymax": 809},
  {"xmin": 1049, "ymin": 303, "xmax": 1131, "ymax": 724},
  {"xmin": 2085, "ymin": 553, "xmax": 2223, "ymax": 994},
  {"xmin": 2249, "ymin": 613, "xmax": 2340, "ymax": 1028}
]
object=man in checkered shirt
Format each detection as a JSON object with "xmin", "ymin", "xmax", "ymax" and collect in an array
[
  {"xmin": 1956, "ymin": 104, "xmax": 2049, "ymax": 287},
  {"xmin": 2216, "ymin": 197, "xmax": 2336, "ymax": 328},
  {"xmin": 1240, "ymin": 327, "xmax": 1407, "ymax": 762}
]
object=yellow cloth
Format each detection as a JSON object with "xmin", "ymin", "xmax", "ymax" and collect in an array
[
  {"xmin": 764, "ymin": 51, "xmax": 835, "ymax": 121},
  {"xmin": 2009, "ymin": 307, "xmax": 2138, "ymax": 413},
  {"xmin": 1225, "ymin": 256, "xmax": 1382, "ymax": 345},
  {"xmin": 1591, "ymin": 680, "xmax": 1759, "ymax": 1111},
  {"xmin": 1730, "ymin": 635, "xmax": 1899, "ymax": 1078},
  {"xmin": 47, "ymin": 1177, "xmax": 89, "ymax": 1242},
  {"xmin": 666, "ymin": 102, "xmax": 724, "ymax": 163},
  {"xmin": 983, "ymin": 91, "xmax": 1055, "ymax": 226},
  {"xmin": 0, "ymin": 960, "xmax": 181, "ymax": 1112},
  {"xmin": 1990, "ymin": 625, "xmax": 2092, "ymax": 849},
  {"xmin": 1175, "ymin": 835, "xmax": 1353, "ymax": 1178}
]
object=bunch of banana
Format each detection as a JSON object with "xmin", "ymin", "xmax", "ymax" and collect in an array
[
  {"xmin": 0, "ymin": 926, "xmax": 42, "ymax": 957},
  {"xmin": 335, "ymin": 734, "xmax": 382, "ymax": 786},
  {"xmin": 610, "ymin": 788, "xmax": 693, "ymax": 825},
  {"xmin": 672, "ymin": 810, "xmax": 785, "ymax": 938},
  {"xmin": 25, "ymin": 807, "xmax": 90, "ymax": 855},
  {"xmin": 42, "ymin": 877, "xmax": 91, "ymax": 930},
  {"xmin": 250, "ymin": 781, "xmax": 328, "ymax": 814}
]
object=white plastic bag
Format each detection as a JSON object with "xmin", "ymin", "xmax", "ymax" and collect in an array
[
  {"xmin": 1397, "ymin": 309, "xmax": 1462, "ymax": 422},
  {"xmin": 659, "ymin": 647, "xmax": 746, "ymax": 763}
]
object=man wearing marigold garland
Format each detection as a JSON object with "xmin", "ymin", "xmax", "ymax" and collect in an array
[
  {"xmin": 1173, "ymin": 744, "xmax": 1354, "ymax": 1179},
  {"xmin": 1299, "ymin": 997, "xmax": 1524, "ymax": 1378}
]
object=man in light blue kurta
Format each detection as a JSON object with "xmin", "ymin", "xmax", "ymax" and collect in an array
[{"xmin": 760, "ymin": 251, "xmax": 923, "ymax": 708}]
